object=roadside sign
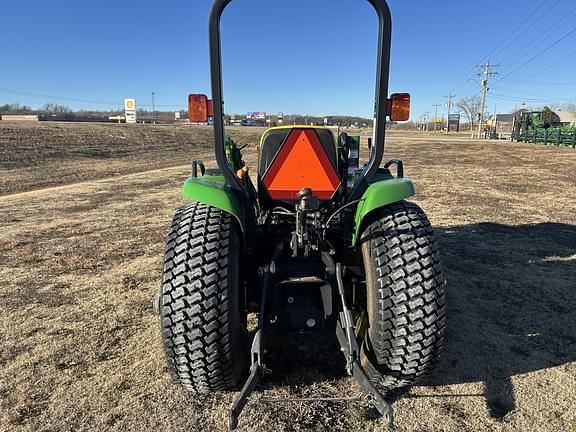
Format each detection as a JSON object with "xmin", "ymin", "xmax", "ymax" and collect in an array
[
  {"xmin": 124, "ymin": 99, "xmax": 137, "ymax": 123},
  {"xmin": 247, "ymin": 112, "xmax": 267, "ymax": 120},
  {"xmin": 448, "ymin": 113, "xmax": 460, "ymax": 132}
]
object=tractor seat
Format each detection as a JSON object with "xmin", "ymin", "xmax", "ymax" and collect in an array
[{"xmin": 258, "ymin": 127, "xmax": 341, "ymax": 201}]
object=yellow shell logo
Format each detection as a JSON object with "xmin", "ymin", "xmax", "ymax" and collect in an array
[{"xmin": 126, "ymin": 100, "xmax": 134, "ymax": 109}]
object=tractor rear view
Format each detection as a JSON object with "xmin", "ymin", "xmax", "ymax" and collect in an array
[{"xmin": 155, "ymin": 0, "xmax": 446, "ymax": 429}]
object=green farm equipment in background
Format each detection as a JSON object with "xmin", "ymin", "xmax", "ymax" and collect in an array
[{"xmin": 513, "ymin": 110, "xmax": 576, "ymax": 147}]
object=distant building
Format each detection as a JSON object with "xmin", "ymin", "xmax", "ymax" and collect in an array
[
  {"xmin": 556, "ymin": 110, "xmax": 576, "ymax": 127},
  {"xmin": 1, "ymin": 114, "xmax": 39, "ymax": 121},
  {"xmin": 487, "ymin": 113, "xmax": 514, "ymax": 135}
]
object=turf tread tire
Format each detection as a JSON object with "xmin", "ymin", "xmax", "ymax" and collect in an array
[
  {"xmin": 360, "ymin": 201, "xmax": 446, "ymax": 389},
  {"xmin": 160, "ymin": 202, "xmax": 245, "ymax": 393}
]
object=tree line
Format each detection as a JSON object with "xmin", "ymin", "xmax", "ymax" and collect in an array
[{"xmin": 0, "ymin": 103, "xmax": 75, "ymax": 115}]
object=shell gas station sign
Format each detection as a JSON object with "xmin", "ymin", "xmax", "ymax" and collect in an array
[{"xmin": 124, "ymin": 99, "xmax": 137, "ymax": 123}]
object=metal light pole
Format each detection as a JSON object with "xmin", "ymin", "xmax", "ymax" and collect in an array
[{"xmin": 151, "ymin": 91, "xmax": 156, "ymax": 123}]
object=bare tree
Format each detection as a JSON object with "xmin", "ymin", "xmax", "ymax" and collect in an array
[
  {"xmin": 0, "ymin": 103, "xmax": 33, "ymax": 114},
  {"xmin": 456, "ymin": 96, "xmax": 481, "ymax": 130},
  {"xmin": 42, "ymin": 103, "xmax": 72, "ymax": 114}
]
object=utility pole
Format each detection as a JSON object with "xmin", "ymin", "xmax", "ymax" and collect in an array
[
  {"xmin": 432, "ymin": 103, "xmax": 441, "ymax": 132},
  {"xmin": 151, "ymin": 91, "xmax": 156, "ymax": 123},
  {"xmin": 444, "ymin": 93, "xmax": 455, "ymax": 133},
  {"xmin": 476, "ymin": 61, "xmax": 499, "ymax": 139},
  {"xmin": 493, "ymin": 103, "xmax": 497, "ymax": 137}
]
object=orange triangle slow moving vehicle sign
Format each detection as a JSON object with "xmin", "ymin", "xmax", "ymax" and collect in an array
[{"xmin": 263, "ymin": 129, "xmax": 341, "ymax": 200}]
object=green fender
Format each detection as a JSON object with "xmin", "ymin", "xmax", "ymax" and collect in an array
[
  {"xmin": 181, "ymin": 175, "xmax": 246, "ymax": 233},
  {"xmin": 351, "ymin": 177, "xmax": 416, "ymax": 246}
]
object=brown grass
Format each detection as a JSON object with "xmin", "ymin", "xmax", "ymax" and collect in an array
[
  {"xmin": 0, "ymin": 124, "xmax": 575, "ymax": 432},
  {"xmin": 0, "ymin": 122, "xmax": 263, "ymax": 195}
]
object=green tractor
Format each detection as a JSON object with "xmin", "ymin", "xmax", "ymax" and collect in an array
[{"xmin": 155, "ymin": 0, "xmax": 445, "ymax": 429}]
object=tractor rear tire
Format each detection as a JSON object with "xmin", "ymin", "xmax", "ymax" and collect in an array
[
  {"xmin": 360, "ymin": 201, "xmax": 445, "ymax": 390},
  {"xmin": 160, "ymin": 202, "xmax": 246, "ymax": 392}
]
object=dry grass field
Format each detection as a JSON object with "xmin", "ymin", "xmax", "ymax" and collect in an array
[{"xmin": 0, "ymin": 122, "xmax": 575, "ymax": 432}]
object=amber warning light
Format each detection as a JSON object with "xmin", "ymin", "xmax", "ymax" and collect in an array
[
  {"xmin": 188, "ymin": 94, "xmax": 209, "ymax": 122},
  {"xmin": 387, "ymin": 93, "xmax": 411, "ymax": 121}
]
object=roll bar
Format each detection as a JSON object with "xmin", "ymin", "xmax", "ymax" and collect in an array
[{"xmin": 208, "ymin": 0, "xmax": 392, "ymax": 203}]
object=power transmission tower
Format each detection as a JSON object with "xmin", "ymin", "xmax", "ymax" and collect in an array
[
  {"xmin": 444, "ymin": 94, "xmax": 455, "ymax": 133},
  {"xmin": 432, "ymin": 103, "xmax": 442, "ymax": 132},
  {"xmin": 476, "ymin": 61, "xmax": 499, "ymax": 139}
]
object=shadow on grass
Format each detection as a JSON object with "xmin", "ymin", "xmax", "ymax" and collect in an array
[
  {"xmin": 263, "ymin": 326, "xmax": 347, "ymax": 387},
  {"xmin": 424, "ymin": 222, "xmax": 576, "ymax": 419},
  {"xmin": 256, "ymin": 222, "xmax": 576, "ymax": 421}
]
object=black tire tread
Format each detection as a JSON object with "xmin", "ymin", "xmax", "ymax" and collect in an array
[
  {"xmin": 160, "ymin": 202, "xmax": 244, "ymax": 392},
  {"xmin": 361, "ymin": 201, "xmax": 446, "ymax": 389}
]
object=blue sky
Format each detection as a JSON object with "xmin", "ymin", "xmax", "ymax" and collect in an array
[{"xmin": 1, "ymin": 0, "xmax": 575, "ymax": 120}]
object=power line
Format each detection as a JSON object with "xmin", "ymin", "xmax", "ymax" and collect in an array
[
  {"xmin": 454, "ymin": 82, "xmax": 480, "ymax": 100},
  {"xmin": 490, "ymin": 93, "xmax": 575, "ymax": 103},
  {"xmin": 491, "ymin": 91, "xmax": 575, "ymax": 100},
  {"xmin": 446, "ymin": 0, "xmax": 558, "ymax": 101},
  {"xmin": 493, "ymin": 5, "xmax": 576, "ymax": 77},
  {"xmin": 0, "ymin": 88, "xmax": 119, "ymax": 106},
  {"xmin": 446, "ymin": 1, "xmax": 556, "ymax": 97},
  {"xmin": 484, "ymin": 0, "xmax": 559, "ymax": 63},
  {"xmin": 492, "ymin": 25, "xmax": 576, "ymax": 86},
  {"xmin": 441, "ymin": 1, "xmax": 573, "ymax": 112},
  {"xmin": 495, "ymin": 49, "xmax": 576, "ymax": 85},
  {"xmin": 493, "ymin": 80, "xmax": 576, "ymax": 87},
  {"xmin": 0, "ymin": 88, "xmax": 184, "ymax": 109},
  {"xmin": 448, "ymin": 66, "xmax": 477, "ymax": 95}
]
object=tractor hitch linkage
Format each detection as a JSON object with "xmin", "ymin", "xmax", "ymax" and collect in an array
[
  {"xmin": 333, "ymin": 262, "xmax": 393, "ymax": 425},
  {"xmin": 228, "ymin": 248, "xmax": 394, "ymax": 430},
  {"xmin": 229, "ymin": 241, "xmax": 283, "ymax": 430}
]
